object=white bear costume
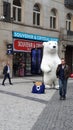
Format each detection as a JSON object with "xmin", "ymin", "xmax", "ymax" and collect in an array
[{"xmin": 41, "ymin": 41, "xmax": 61, "ymax": 89}]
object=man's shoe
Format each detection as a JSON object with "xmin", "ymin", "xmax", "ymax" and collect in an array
[
  {"xmin": 62, "ymin": 96, "xmax": 66, "ymax": 100},
  {"xmin": 2, "ymin": 83, "xmax": 5, "ymax": 86},
  {"xmin": 10, "ymin": 83, "xmax": 13, "ymax": 85},
  {"xmin": 60, "ymin": 96, "xmax": 62, "ymax": 100}
]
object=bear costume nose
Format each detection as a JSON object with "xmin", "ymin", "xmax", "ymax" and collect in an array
[{"xmin": 53, "ymin": 46, "xmax": 56, "ymax": 48}]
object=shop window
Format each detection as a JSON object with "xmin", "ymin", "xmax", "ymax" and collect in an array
[
  {"xmin": 3, "ymin": 1, "xmax": 11, "ymax": 21},
  {"xmin": 13, "ymin": 0, "xmax": 21, "ymax": 22},
  {"xmin": 13, "ymin": 52, "xmax": 31, "ymax": 76},
  {"xmin": 33, "ymin": 4, "xmax": 40, "ymax": 26},
  {"xmin": 50, "ymin": 9, "xmax": 57, "ymax": 29},
  {"xmin": 66, "ymin": 13, "xmax": 71, "ymax": 31}
]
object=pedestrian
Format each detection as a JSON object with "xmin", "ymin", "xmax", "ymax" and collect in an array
[
  {"xmin": 56, "ymin": 58, "xmax": 70, "ymax": 100},
  {"xmin": 2, "ymin": 61, "xmax": 13, "ymax": 86}
]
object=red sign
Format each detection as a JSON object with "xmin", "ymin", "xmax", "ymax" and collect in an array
[{"xmin": 13, "ymin": 39, "xmax": 43, "ymax": 52}]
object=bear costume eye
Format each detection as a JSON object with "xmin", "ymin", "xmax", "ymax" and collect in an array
[{"xmin": 55, "ymin": 42, "xmax": 57, "ymax": 45}]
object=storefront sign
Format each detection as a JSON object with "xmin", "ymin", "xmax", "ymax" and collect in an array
[
  {"xmin": 13, "ymin": 39, "xmax": 42, "ymax": 52},
  {"xmin": 13, "ymin": 31, "xmax": 59, "ymax": 42}
]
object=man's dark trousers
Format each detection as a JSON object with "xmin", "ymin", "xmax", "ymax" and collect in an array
[
  {"xmin": 2, "ymin": 73, "xmax": 12, "ymax": 85},
  {"xmin": 59, "ymin": 79, "xmax": 67, "ymax": 98}
]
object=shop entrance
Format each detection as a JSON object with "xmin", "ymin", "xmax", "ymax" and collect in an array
[
  {"xmin": 31, "ymin": 48, "xmax": 43, "ymax": 75},
  {"xmin": 13, "ymin": 48, "xmax": 43, "ymax": 77},
  {"xmin": 13, "ymin": 38, "xmax": 43, "ymax": 76},
  {"xmin": 13, "ymin": 52, "xmax": 31, "ymax": 77},
  {"xmin": 65, "ymin": 45, "xmax": 73, "ymax": 73}
]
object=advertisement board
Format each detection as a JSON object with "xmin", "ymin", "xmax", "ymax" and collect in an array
[{"xmin": 13, "ymin": 39, "xmax": 42, "ymax": 52}]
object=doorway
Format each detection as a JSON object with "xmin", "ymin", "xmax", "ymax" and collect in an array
[
  {"xmin": 13, "ymin": 52, "xmax": 31, "ymax": 76},
  {"xmin": 65, "ymin": 45, "xmax": 73, "ymax": 73},
  {"xmin": 13, "ymin": 48, "xmax": 43, "ymax": 77},
  {"xmin": 31, "ymin": 48, "xmax": 43, "ymax": 75}
]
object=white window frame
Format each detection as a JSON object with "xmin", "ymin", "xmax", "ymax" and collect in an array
[
  {"xmin": 33, "ymin": 5, "xmax": 40, "ymax": 26},
  {"xmin": 13, "ymin": 5, "xmax": 21, "ymax": 22},
  {"xmin": 66, "ymin": 20, "xmax": 71, "ymax": 31},
  {"xmin": 66, "ymin": 14, "xmax": 71, "ymax": 31},
  {"xmin": 50, "ymin": 10, "xmax": 56, "ymax": 29}
]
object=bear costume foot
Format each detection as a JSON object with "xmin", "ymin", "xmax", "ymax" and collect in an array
[
  {"xmin": 54, "ymin": 85, "xmax": 59, "ymax": 90},
  {"xmin": 45, "ymin": 85, "xmax": 52, "ymax": 89}
]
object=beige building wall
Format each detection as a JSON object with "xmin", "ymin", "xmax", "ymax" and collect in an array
[{"xmin": 0, "ymin": 0, "xmax": 73, "ymax": 76}]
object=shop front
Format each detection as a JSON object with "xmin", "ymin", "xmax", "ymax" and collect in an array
[
  {"xmin": 12, "ymin": 31, "xmax": 58, "ymax": 77},
  {"xmin": 13, "ymin": 39, "xmax": 43, "ymax": 76}
]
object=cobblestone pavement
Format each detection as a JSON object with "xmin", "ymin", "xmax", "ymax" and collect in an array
[
  {"xmin": 31, "ymin": 79, "xmax": 73, "ymax": 130},
  {"xmin": 0, "ymin": 77, "xmax": 73, "ymax": 130}
]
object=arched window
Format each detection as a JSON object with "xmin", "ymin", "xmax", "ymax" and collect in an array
[
  {"xmin": 13, "ymin": 0, "xmax": 21, "ymax": 22},
  {"xmin": 3, "ymin": 1, "xmax": 11, "ymax": 21},
  {"xmin": 33, "ymin": 4, "xmax": 40, "ymax": 25},
  {"xmin": 66, "ymin": 13, "xmax": 71, "ymax": 31},
  {"xmin": 50, "ymin": 9, "xmax": 57, "ymax": 29}
]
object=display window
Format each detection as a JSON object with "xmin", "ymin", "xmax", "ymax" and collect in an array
[{"xmin": 13, "ymin": 52, "xmax": 31, "ymax": 76}]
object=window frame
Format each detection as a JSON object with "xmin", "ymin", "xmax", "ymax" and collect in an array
[
  {"xmin": 13, "ymin": 1, "xmax": 21, "ymax": 22},
  {"xmin": 33, "ymin": 4, "xmax": 40, "ymax": 26},
  {"xmin": 66, "ymin": 14, "xmax": 71, "ymax": 31},
  {"xmin": 50, "ymin": 9, "xmax": 56, "ymax": 29}
]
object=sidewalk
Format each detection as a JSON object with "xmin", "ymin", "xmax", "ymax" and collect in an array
[{"xmin": 0, "ymin": 77, "xmax": 72, "ymax": 130}]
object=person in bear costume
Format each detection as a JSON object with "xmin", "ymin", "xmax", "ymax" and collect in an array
[{"xmin": 41, "ymin": 41, "xmax": 61, "ymax": 89}]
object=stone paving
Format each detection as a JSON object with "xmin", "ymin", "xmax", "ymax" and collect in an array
[
  {"xmin": 0, "ymin": 76, "xmax": 56, "ymax": 130},
  {"xmin": 0, "ymin": 77, "xmax": 73, "ymax": 130}
]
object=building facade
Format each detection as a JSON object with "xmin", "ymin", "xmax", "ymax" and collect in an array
[{"xmin": 0, "ymin": 0, "xmax": 73, "ymax": 77}]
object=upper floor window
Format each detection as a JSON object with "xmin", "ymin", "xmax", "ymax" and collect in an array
[
  {"xmin": 50, "ymin": 9, "xmax": 57, "ymax": 29},
  {"xmin": 13, "ymin": 0, "xmax": 21, "ymax": 22},
  {"xmin": 66, "ymin": 13, "xmax": 71, "ymax": 31},
  {"xmin": 3, "ymin": 1, "xmax": 11, "ymax": 21},
  {"xmin": 33, "ymin": 4, "xmax": 40, "ymax": 26}
]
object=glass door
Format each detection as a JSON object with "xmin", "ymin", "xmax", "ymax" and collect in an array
[
  {"xmin": 65, "ymin": 46, "xmax": 72, "ymax": 73},
  {"xmin": 31, "ymin": 48, "xmax": 42, "ymax": 75}
]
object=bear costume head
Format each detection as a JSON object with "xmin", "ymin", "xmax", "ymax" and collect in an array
[{"xmin": 43, "ymin": 41, "xmax": 58, "ymax": 55}]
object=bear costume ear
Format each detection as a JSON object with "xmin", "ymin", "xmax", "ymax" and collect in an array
[
  {"xmin": 48, "ymin": 41, "xmax": 51, "ymax": 45},
  {"xmin": 55, "ymin": 41, "xmax": 58, "ymax": 45},
  {"xmin": 43, "ymin": 42, "xmax": 46, "ymax": 46}
]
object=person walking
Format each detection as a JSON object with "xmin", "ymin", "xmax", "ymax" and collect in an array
[
  {"xmin": 2, "ymin": 61, "xmax": 13, "ymax": 86},
  {"xmin": 56, "ymin": 58, "xmax": 70, "ymax": 100}
]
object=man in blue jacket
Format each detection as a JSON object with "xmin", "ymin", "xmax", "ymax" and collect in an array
[
  {"xmin": 56, "ymin": 58, "xmax": 70, "ymax": 100},
  {"xmin": 2, "ymin": 61, "xmax": 13, "ymax": 86}
]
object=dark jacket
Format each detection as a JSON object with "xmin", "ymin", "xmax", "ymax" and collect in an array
[
  {"xmin": 3, "ymin": 65, "xmax": 8, "ymax": 75},
  {"xmin": 56, "ymin": 64, "xmax": 70, "ymax": 79}
]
